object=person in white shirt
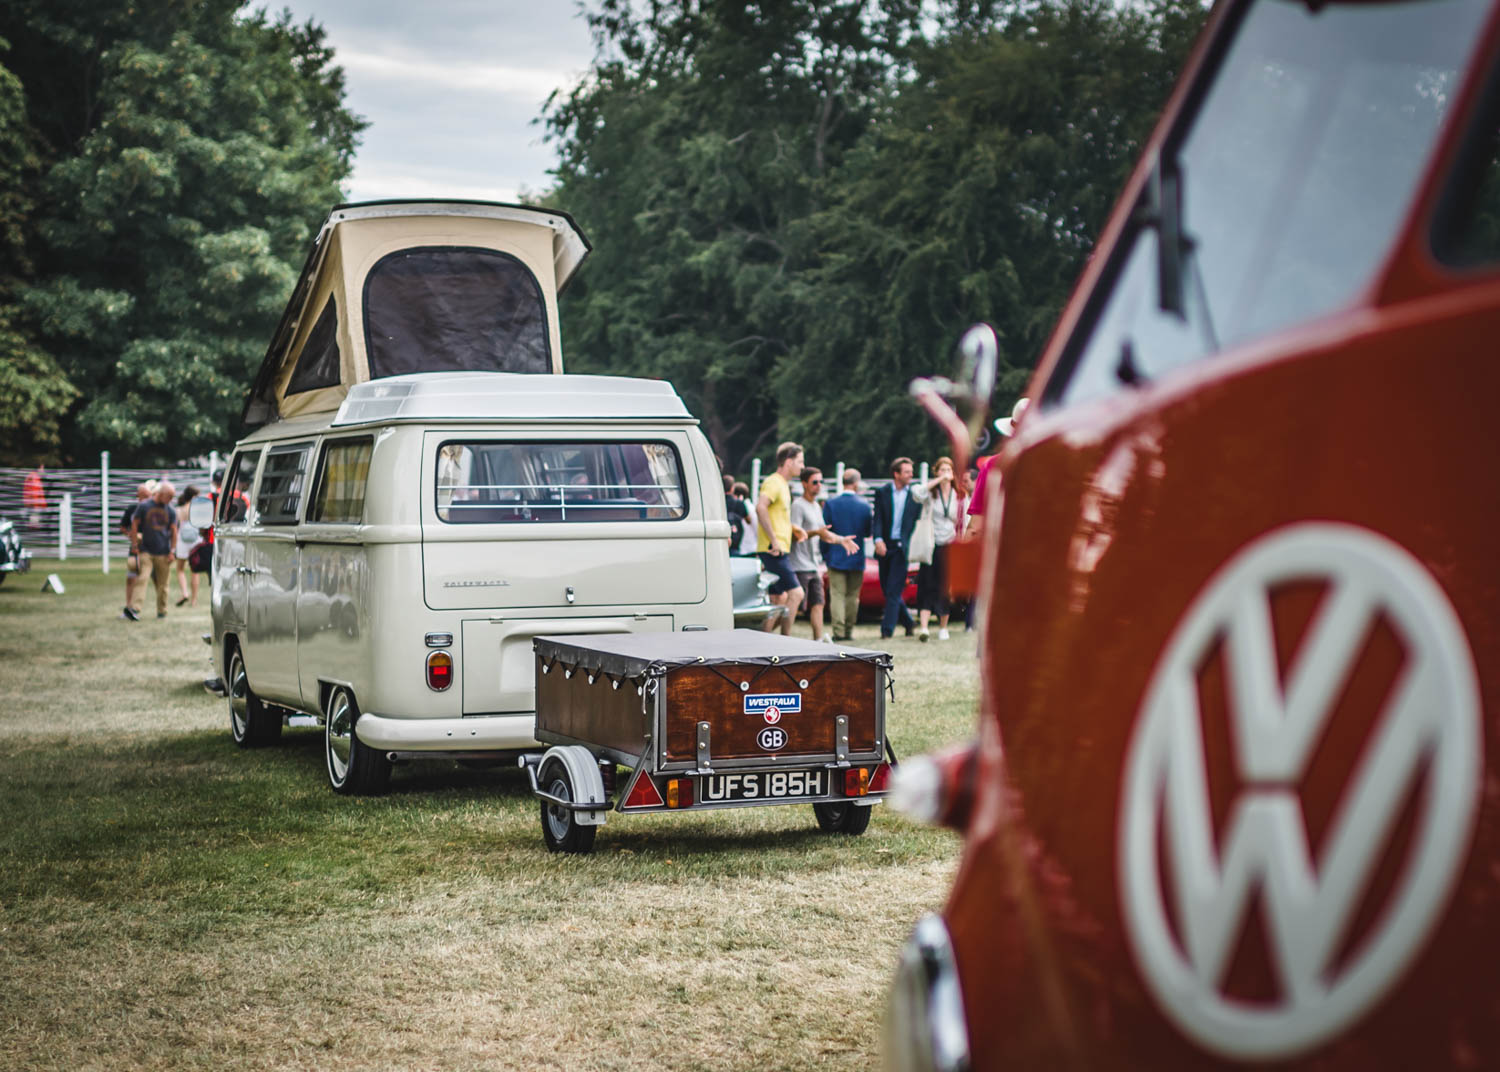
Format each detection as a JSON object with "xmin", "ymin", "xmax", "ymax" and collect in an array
[{"xmin": 787, "ymin": 467, "xmax": 858, "ymax": 642}]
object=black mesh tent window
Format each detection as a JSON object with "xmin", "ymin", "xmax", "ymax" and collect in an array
[
  {"xmin": 285, "ymin": 298, "xmax": 342, "ymax": 395},
  {"xmin": 363, "ymin": 246, "xmax": 551, "ymax": 378}
]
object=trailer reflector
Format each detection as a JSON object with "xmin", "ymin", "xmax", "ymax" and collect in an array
[
  {"xmin": 845, "ymin": 767, "xmax": 870, "ymax": 797},
  {"xmin": 869, "ymin": 762, "xmax": 891, "ymax": 793},
  {"xmin": 623, "ymin": 771, "xmax": 664, "ymax": 809}
]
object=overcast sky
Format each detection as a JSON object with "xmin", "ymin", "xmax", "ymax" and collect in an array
[{"xmin": 270, "ymin": 1, "xmax": 598, "ymax": 203}]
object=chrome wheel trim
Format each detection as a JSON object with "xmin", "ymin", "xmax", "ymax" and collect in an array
[
  {"xmin": 326, "ymin": 691, "xmax": 354, "ymax": 785},
  {"xmin": 228, "ymin": 651, "xmax": 249, "ymax": 739},
  {"xmin": 544, "ymin": 775, "xmax": 573, "ymax": 843}
]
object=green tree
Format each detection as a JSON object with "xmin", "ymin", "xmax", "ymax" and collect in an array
[
  {"xmin": 545, "ymin": 0, "xmax": 923, "ymax": 474},
  {"xmin": 774, "ymin": 0, "xmax": 1207, "ymax": 465},
  {"xmin": 0, "ymin": 1, "xmax": 362, "ymax": 464},
  {"xmin": 0, "ymin": 39, "xmax": 76, "ymax": 463},
  {"xmin": 548, "ymin": 0, "xmax": 1205, "ymax": 473}
]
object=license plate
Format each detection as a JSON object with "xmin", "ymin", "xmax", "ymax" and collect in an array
[{"xmin": 700, "ymin": 769, "xmax": 829, "ymax": 803}]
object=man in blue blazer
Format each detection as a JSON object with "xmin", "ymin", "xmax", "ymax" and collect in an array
[
  {"xmin": 872, "ymin": 456, "xmax": 927, "ymax": 638},
  {"xmin": 822, "ymin": 468, "xmax": 873, "ymax": 642}
]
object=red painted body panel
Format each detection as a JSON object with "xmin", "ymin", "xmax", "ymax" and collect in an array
[{"xmin": 927, "ymin": 2, "xmax": 1500, "ymax": 1067}]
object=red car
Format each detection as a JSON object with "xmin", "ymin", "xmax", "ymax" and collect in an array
[{"xmin": 889, "ymin": 1, "xmax": 1500, "ymax": 1069}]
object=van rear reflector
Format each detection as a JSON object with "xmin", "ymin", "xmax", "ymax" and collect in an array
[{"xmin": 622, "ymin": 771, "xmax": 664, "ymax": 809}]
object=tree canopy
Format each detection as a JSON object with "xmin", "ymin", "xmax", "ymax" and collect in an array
[
  {"xmin": 546, "ymin": 0, "xmax": 1206, "ymax": 474},
  {"xmin": 0, "ymin": 0, "xmax": 1206, "ymax": 471},
  {"xmin": 0, "ymin": 0, "xmax": 362, "ymax": 465}
]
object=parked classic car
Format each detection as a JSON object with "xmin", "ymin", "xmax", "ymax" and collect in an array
[{"xmin": 0, "ymin": 518, "xmax": 31, "ymax": 584}]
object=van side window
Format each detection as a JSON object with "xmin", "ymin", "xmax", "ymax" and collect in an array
[
  {"xmin": 309, "ymin": 438, "xmax": 374, "ymax": 524},
  {"xmin": 219, "ymin": 450, "xmax": 260, "ymax": 524},
  {"xmin": 437, "ymin": 441, "xmax": 687, "ymax": 524},
  {"xmin": 1433, "ymin": 80, "xmax": 1500, "ymax": 266},
  {"xmin": 256, "ymin": 443, "xmax": 314, "ymax": 524}
]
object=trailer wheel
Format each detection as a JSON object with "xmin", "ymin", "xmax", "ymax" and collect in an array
[
  {"xmin": 540, "ymin": 758, "xmax": 598, "ymax": 855},
  {"xmin": 228, "ymin": 644, "xmax": 281, "ymax": 748},
  {"xmin": 813, "ymin": 801, "xmax": 872, "ymax": 835},
  {"xmin": 325, "ymin": 687, "xmax": 391, "ymax": 796}
]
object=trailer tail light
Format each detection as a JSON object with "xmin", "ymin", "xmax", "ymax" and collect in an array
[
  {"xmin": 888, "ymin": 742, "xmax": 979, "ymax": 831},
  {"xmin": 869, "ymin": 762, "xmax": 891, "ymax": 793},
  {"xmin": 666, "ymin": 778, "xmax": 693, "ymax": 808},
  {"xmin": 622, "ymin": 772, "xmax": 664, "ymax": 809},
  {"xmin": 425, "ymin": 651, "xmax": 453, "ymax": 691},
  {"xmin": 845, "ymin": 767, "xmax": 870, "ymax": 797}
]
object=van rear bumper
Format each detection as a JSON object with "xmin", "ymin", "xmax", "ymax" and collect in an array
[{"xmin": 355, "ymin": 712, "xmax": 538, "ymax": 752}]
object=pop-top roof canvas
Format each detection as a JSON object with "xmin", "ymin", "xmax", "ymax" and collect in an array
[{"xmin": 242, "ymin": 200, "xmax": 591, "ymax": 427}]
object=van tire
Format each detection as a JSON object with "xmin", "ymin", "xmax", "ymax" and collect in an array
[
  {"xmin": 228, "ymin": 644, "xmax": 281, "ymax": 748},
  {"xmin": 325, "ymin": 687, "xmax": 391, "ymax": 796},
  {"xmin": 813, "ymin": 801, "xmax": 872, "ymax": 835},
  {"xmin": 539, "ymin": 758, "xmax": 597, "ymax": 855}
]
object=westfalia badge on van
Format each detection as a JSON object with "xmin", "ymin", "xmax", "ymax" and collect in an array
[{"xmin": 744, "ymin": 692, "xmax": 802, "ymax": 716}]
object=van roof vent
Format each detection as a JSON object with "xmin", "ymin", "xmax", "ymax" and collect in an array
[{"xmin": 331, "ymin": 372, "xmax": 694, "ymax": 426}]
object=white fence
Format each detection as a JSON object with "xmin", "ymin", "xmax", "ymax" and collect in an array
[{"xmin": 0, "ymin": 453, "xmax": 222, "ymax": 570}]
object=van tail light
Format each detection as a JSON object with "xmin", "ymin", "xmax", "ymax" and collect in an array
[
  {"xmin": 425, "ymin": 651, "xmax": 454, "ymax": 691},
  {"xmin": 887, "ymin": 743, "xmax": 979, "ymax": 831},
  {"xmin": 844, "ymin": 766, "xmax": 870, "ymax": 797}
]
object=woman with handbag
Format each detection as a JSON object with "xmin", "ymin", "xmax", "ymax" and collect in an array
[{"xmin": 913, "ymin": 456, "xmax": 965, "ymax": 641}]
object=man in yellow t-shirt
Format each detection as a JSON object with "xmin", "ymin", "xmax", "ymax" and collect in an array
[{"xmin": 755, "ymin": 441, "xmax": 805, "ymax": 634}]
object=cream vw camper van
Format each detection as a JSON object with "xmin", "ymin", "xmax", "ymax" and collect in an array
[{"xmin": 213, "ymin": 201, "xmax": 733, "ymax": 794}]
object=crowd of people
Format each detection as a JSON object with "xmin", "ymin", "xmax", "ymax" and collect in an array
[{"xmin": 725, "ymin": 426, "xmax": 1015, "ymax": 642}]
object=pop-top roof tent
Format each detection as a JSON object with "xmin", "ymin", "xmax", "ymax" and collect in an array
[{"xmin": 242, "ymin": 200, "xmax": 592, "ymax": 427}]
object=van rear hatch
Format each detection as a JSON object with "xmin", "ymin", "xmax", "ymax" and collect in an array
[{"xmin": 420, "ymin": 432, "xmax": 708, "ymax": 611}]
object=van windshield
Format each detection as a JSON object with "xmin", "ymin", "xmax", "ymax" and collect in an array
[
  {"xmin": 436, "ymin": 441, "xmax": 687, "ymax": 523},
  {"xmin": 1051, "ymin": 0, "xmax": 1489, "ymax": 409}
]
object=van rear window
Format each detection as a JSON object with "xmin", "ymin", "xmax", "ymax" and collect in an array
[{"xmin": 436, "ymin": 441, "xmax": 687, "ymax": 523}]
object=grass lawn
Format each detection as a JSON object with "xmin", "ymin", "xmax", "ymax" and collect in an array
[{"xmin": 0, "ymin": 559, "xmax": 978, "ymax": 1071}]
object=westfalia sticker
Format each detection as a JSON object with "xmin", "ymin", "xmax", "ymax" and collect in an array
[{"xmin": 743, "ymin": 692, "xmax": 801, "ymax": 716}]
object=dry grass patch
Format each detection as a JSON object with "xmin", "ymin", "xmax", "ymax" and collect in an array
[{"xmin": 0, "ymin": 560, "xmax": 977, "ymax": 1071}]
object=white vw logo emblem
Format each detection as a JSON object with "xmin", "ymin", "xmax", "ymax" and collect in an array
[{"xmin": 1119, "ymin": 524, "xmax": 1482, "ymax": 1060}]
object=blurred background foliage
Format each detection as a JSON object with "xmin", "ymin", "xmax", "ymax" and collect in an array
[{"xmin": 0, "ymin": 0, "xmax": 1206, "ymax": 469}]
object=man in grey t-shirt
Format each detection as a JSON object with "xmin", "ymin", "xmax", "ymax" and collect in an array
[{"xmin": 788, "ymin": 468, "xmax": 857, "ymax": 642}]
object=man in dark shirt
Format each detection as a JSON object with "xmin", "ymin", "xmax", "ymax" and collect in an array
[
  {"xmin": 119, "ymin": 481, "xmax": 155, "ymax": 621},
  {"xmin": 131, "ymin": 481, "xmax": 179, "ymax": 619}
]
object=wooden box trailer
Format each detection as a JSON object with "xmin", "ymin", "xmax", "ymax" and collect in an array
[{"xmin": 523, "ymin": 630, "xmax": 895, "ymax": 853}]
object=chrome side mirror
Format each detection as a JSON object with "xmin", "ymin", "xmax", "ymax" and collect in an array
[{"xmin": 908, "ymin": 323, "xmax": 1000, "ymax": 473}]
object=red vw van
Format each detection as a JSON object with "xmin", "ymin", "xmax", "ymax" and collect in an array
[{"xmin": 887, "ymin": 0, "xmax": 1500, "ymax": 1067}]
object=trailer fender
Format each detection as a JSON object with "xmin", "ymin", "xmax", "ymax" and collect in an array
[{"xmin": 539, "ymin": 745, "xmax": 609, "ymax": 826}]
